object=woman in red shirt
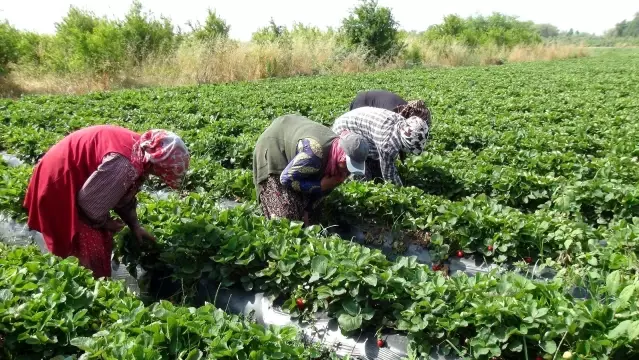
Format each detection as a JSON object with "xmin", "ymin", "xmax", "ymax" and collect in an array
[{"xmin": 23, "ymin": 125, "xmax": 190, "ymax": 278}]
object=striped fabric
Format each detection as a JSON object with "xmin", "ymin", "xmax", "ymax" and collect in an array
[
  {"xmin": 76, "ymin": 153, "xmax": 140, "ymax": 227},
  {"xmin": 332, "ymin": 107, "xmax": 404, "ymax": 186}
]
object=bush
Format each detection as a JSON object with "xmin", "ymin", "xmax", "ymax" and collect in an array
[
  {"xmin": 251, "ymin": 18, "xmax": 290, "ymax": 45},
  {"xmin": 340, "ymin": 0, "xmax": 402, "ymax": 59},
  {"xmin": 424, "ymin": 13, "xmax": 542, "ymax": 48},
  {"xmin": 612, "ymin": 12, "xmax": 639, "ymax": 37},
  {"xmin": 120, "ymin": 0, "xmax": 176, "ymax": 65},
  {"xmin": 0, "ymin": 20, "xmax": 20, "ymax": 75},
  {"xmin": 51, "ymin": 7, "xmax": 125, "ymax": 73},
  {"xmin": 188, "ymin": 9, "xmax": 230, "ymax": 41}
]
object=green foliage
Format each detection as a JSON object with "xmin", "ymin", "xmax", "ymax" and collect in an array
[
  {"xmin": 2, "ymin": 50, "xmax": 639, "ymax": 359},
  {"xmin": 120, "ymin": 0, "xmax": 176, "ymax": 65},
  {"xmin": 0, "ymin": 20, "xmax": 20, "ymax": 74},
  {"xmin": 424, "ymin": 12, "xmax": 542, "ymax": 47},
  {"xmin": 188, "ymin": 9, "xmax": 230, "ymax": 41},
  {"xmin": 13, "ymin": 2, "xmax": 176, "ymax": 74},
  {"xmin": 0, "ymin": 244, "xmax": 329, "ymax": 359},
  {"xmin": 110, "ymin": 195, "xmax": 639, "ymax": 358},
  {"xmin": 15, "ymin": 32, "xmax": 55, "ymax": 66},
  {"xmin": 52, "ymin": 6, "xmax": 126, "ymax": 73},
  {"xmin": 0, "ymin": 160, "xmax": 31, "ymax": 223},
  {"xmin": 613, "ymin": 12, "xmax": 639, "ymax": 37},
  {"xmin": 251, "ymin": 18, "xmax": 290, "ymax": 44},
  {"xmin": 339, "ymin": 0, "xmax": 402, "ymax": 59},
  {"xmin": 536, "ymin": 23, "xmax": 560, "ymax": 38}
]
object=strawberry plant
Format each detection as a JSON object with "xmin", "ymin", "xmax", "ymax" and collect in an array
[
  {"xmin": 0, "ymin": 244, "xmax": 339, "ymax": 359},
  {"xmin": 2, "ymin": 50, "xmax": 639, "ymax": 359}
]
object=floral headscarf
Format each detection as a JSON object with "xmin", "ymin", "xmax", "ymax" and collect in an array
[
  {"xmin": 132, "ymin": 130, "xmax": 190, "ymax": 189},
  {"xmin": 395, "ymin": 100, "xmax": 431, "ymax": 126},
  {"xmin": 398, "ymin": 116, "xmax": 430, "ymax": 155}
]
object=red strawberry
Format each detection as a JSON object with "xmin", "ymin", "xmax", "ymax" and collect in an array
[
  {"xmin": 377, "ymin": 339, "xmax": 385, "ymax": 348},
  {"xmin": 456, "ymin": 250, "xmax": 464, "ymax": 258},
  {"xmin": 487, "ymin": 245, "xmax": 494, "ymax": 252},
  {"xmin": 524, "ymin": 257, "xmax": 532, "ymax": 264},
  {"xmin": 296, "ymin": 298, "xmax": 305, "ymax": 310},
  {"xmin": 536, "ymin": 356, "xmax": 544, "ymax": 360},
  {"xmin": 432, "ymin": 264, "xmax": 441, "ymax": 271}
]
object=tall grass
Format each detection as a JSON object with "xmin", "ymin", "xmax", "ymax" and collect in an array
[{"xmin": 3, "ymin": 39, "xmax": 588, "ymax": 96}]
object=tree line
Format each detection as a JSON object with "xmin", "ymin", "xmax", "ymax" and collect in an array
[{"xmin": 0, "ymin": 0, "xmax": 637, "ymax": 76}]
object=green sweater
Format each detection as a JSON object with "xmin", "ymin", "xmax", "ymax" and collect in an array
[{"xmin": 252, "ymin": 115, "xmax": 337, "ymax": 201}]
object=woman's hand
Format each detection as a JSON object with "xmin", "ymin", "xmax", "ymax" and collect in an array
[
  {"xmin": 104, "ymin": 218, "xmax": 125, "ymax": 233},
  {"xmin": 320, "ymin": 175, "xmax": 346, "ymax": 191},
  {"xmin": 133, "ymin": 226, "xmax": 156, "ymax": 243}
]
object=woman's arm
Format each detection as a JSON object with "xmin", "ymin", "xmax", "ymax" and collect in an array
[
  {"xmin": 76, "ymin": 153, "xmax": 139, "ymax": 229},
  {"xmin": 279, "ymin": 138, "xmax": 325, "ymax": 194},
  {"xmin": 377, "ymin": 138, "xmax": 403, "ymax": 186},
  {"xmin": 114, "ymin": 195, "xmax": 140, "ymax": 231}
]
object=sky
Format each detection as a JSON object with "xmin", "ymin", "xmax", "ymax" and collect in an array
[{"xmin": 1, "ymin": 0, "xmax": 637, "ymax": 40}]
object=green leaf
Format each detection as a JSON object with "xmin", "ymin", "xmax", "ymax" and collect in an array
[
  {"xmin": 337, "ymin": 313, "xmax": 363, "ymax": 332},
  {"xmin": 311, "ymin": 255, "xmax": 328, "ymax": 276},
  {"xmin": 606, "ymin": 271, "xmax": 621, "ymax": 295},
  {"xmin": 543, "ymin": 340, "xmax": 557, "ymax": 354},
  {"xmin": 70, "ymin": 337, "xmax": 96, "ymax": 352},
  {"xmin": 185, "ymin": 349, "xmax": 203, "ymax": 360},
  {"xmin": 608, "ymin": 320, "xmax": 632, "ymax": 340},
  {"xmin": 628, "ymin": 321, "xmax": 639, "ymax": 340},
  {"xmin": 341, "ymin": 298, "xmax": 361, "ymax": 316},
  {"xmin": 0, "ymin": 289, "xmax": 13, "ymax": 302},
  {"xmin": 361, "ymin": 274, "xmax": 377, "ymax": 287},
  {"xmin": 618, "ymin": 284, "xmax": 635, "ymax": 303},
  {"xmin": 508, "ymin": 338, "xmax": 523, "ymax": 352}
]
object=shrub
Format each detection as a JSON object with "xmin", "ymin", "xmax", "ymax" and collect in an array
[
  {"xmin": 340, "ymin": 0, "xmax": 403, "ymax": 59},
  {"xmin": 120, "ymin": 0, "xmax": 176, "ymax": 65},
  {"xmin": 252, "ymin": 18, "xmax": 290, "ymax": 45},
  {"xmin": 0, "ymin": 20, "xmax": 20, "ymax": 75},
  {"xmin": 424, "ymin": 13, "xmax": 542, "ymax": 48},
  {"xmin": 188, "ymin": 9, "xmax": 231, "ymax": 41}
]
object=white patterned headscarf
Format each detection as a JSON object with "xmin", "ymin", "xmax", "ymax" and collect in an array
[{"xmin": 398, "ymin": 116, "xmax": 430, "ymax": 155}]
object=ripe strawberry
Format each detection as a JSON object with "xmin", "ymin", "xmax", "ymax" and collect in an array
[
  {"xmin": 376, "ymin": 339, "xmax": 385, "ymax": 348},
  {"xmin": 536, "ymin": 356, "xmax": 544, "ymax": 360},
  {"xmin": 432, "ymin": 264, "xmax": 441, "ymax": 271},
  {"xmin": 296, "ymin": 298, "xmax": 305, "ymax": 310},
  {"xmin": 487, "ymin": 245, "xmax": 494, "ymax": 252},
  {"xmin": 456, "ymin": 250, "xmax": 464, "ymax": 258},
  {"xmin": 524, "ymin": 257, "xmax": 532, "ymax": 264}
]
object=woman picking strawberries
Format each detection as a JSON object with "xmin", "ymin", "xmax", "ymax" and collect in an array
[
  {"xmin": 253, "ymin": 114, "xmax": 369, "ymax": 226},
  {"xmin": 23, "ymin": 125, "xmax": 190, "ymax": 278},
  {"xmin": 348, "ymin": 90, "xmax": 432, "ymax": 163}
]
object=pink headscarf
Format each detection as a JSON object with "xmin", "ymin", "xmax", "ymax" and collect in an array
[
  {"xmin": 132, "ymin": 130, "xmax": 190, "ymax": 189},
  {"xmin": 325, "ymin": 131, "xmax": 350, "ymax": 177}
]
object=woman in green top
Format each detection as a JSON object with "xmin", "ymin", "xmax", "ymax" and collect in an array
[{"xmin": 253, "ymin": 115, "xmax": 369, "ymax": 226}]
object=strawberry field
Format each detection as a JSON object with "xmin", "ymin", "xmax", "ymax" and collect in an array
[{"xmin": 1, "ymin": 49, "xmax": 639, "ymax": 359}]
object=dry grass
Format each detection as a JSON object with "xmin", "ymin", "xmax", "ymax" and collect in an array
[{"xmin": 5, "ymin": 40, "xmax": 589, "ymax": 96}]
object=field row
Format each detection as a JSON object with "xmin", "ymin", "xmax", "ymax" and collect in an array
[
  {"xmin": 2, "ymin": 159, "xmax": 639, "ymax": 358},
  {"xmin": 2, "ymin": 51, "xmax": 639, "ymax": 358},
  {"xmin": 0, "ymin": 244, "xmax": 338, "ymax": 360},
  {"xmin": 4, "ymin": 157, "xmax": 639, "ymax": 269}
]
